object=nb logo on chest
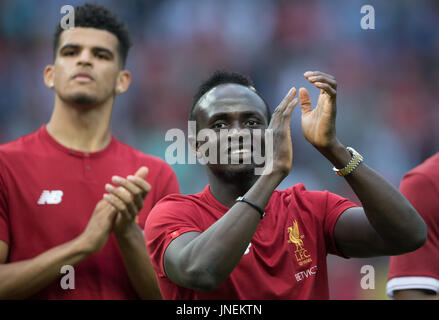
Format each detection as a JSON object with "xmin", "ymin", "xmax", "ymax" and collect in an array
[{"xmin": 37, "ymin": 190, "xmax": 64, "ymax": 205}]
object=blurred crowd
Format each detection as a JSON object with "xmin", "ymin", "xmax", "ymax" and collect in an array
[{"xmin": 0, "ymin": 0, "xmax": 438, "ymax": 300}]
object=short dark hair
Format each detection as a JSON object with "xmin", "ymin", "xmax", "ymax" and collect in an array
[
  {"xmin": 53, "ymin": 3, "xmax": 132, "ymax": 68},
  {"xmin": 190, "ymin": 70, "xmax": 271, "ymax": 122}
]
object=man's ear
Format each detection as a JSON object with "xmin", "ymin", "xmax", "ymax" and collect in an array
[
  {"xmin": 44, "ymin": 65, "xmax": 55, "ymax": 89},
  {"xmin": 115, "ymin": 70, "xmax": 131, "ymax": 94}
]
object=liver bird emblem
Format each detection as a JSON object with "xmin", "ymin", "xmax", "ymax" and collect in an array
[{"xmin": 287, "ymin": 220, "xmax": 303, "ymax": 250}]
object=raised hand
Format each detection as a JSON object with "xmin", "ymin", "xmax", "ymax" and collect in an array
[
  {"xmin": 299, "ymin": 71, "xmax": 338, "ymax": 150},
  {"xmin": 103, "ymin": 167, "xmax": 151, "ymax": 235},
  {"xmin": 264, "ymin": 87, "xmax": 298, "ymax": 177},
  {"xmin": 80, "ymin": 200, "xmax": 117, "ymax": 253}
]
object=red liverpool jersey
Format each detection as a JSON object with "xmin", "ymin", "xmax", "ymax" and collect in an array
[
  {"xmin": 145, "ymin": 184, "xmax": 357, "ymax": 299},
  {"xmin": 0, "ymin": 125, "xmax": 180, "ymax": 299},
  {"xmin": 387, "ymin": 153, "xmax": 439, "ymax": 297}
]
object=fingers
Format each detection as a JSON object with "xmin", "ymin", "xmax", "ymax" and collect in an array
[
  {"xmin": 315, "ymin": 82, "xmax": 336, "ymax": 97},
  {"xmin": 282, "ymin": 97, "xmax": 298, "ymax": 124},
  {"xmin": 134, "ymin": 166, "xmax": 149, "ymax": 179},
  {"xmin": 274, "ymin": 87, "xmax": 296, "ymax": 114},
  {"xmin": 127, "ymin": 174, "xmax": 152, "ymax": 197},
  {"xmin": 104, "ymin": 185, "xmax": 137, "ymax": 220},
  {"xmin": 103, "ymin": 170, "xmax": 152, "ymax": 221},
  {"xmin": 304, "ymin": 70, "xmax": 335, "ymax": 81},
  {"xmin": 269, "ymin": 87, "xmax": 297, "ymax": 129},
  {"xmin": 94, "ymin": 199, "xmax": 118, "ymax": 220},
  {"xmin": 304, "ymin": 71, "xmax": 337, "ymax": 97},
  {"xmin": 112, "ymin": 175, "xmax": 148, "ymax": 207},
  {"xmin": 298, "ymin": 88, "xmax": 311, "ymax": 114}
]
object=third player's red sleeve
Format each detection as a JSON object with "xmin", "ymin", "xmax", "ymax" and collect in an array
[
  {"xmin": 0, "ymin": 159, "xmax": 10, "ymax": 245},
  {"xmin": 387, "ymin": 172, "xmax": 439, "ymax": 295}
]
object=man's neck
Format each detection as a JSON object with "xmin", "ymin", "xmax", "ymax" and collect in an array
[
  {"xmin": 46, "ymin": 96, "xmax": 113, "ymax": 152},
  {"xmin": 207, "ymin": 169, "xmax": 260, "ymax": 208}
]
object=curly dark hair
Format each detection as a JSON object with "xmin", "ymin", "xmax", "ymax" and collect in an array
[
  {"xmin": 190, "ymin": 70, "xmax": 271, "ymax": 122},
  {"xmin": 53, "ymin": 3, "xmax": 132, "ymax": 68}
]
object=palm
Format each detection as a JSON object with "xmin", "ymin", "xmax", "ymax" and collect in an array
[
  {"xmin": 301, "ymin": 89, "xmax": 336, "ymax": 148},
  {"xmin": 298, "ymin": 70, "xmax": 339, "ymax": 149}
]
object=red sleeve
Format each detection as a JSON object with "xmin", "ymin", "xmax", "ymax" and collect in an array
[
  {"xmin": 323, "ymin": 191, "xmax": 358, "ymax": 257},
  {"xmin": 0, "ymin": 160, "xmax": 10, "ymax": 245},
  {"xmin": 295, "ymin": 185, "xmax": 358, "ymax": 258},
  {"xmin": 144, "ymin": 196, "xmax": 201, "ymax": 278},
  {"xmin": 388, "ymin": 172, "xmax": 439, "ymax": 280}
]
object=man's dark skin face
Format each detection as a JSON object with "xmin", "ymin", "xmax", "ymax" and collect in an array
[{"xmin": 192, "ymin": 84, "xmax": 271, "ymax": 207}]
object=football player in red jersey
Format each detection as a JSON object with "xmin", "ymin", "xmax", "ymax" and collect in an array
[
  {"xmin": 145, "ymin": 70, "xmax": 426, "ymax": 299},
  {"xmin": 387, "ymin": 152, "xmax": 439, "ymax": 300},
  {"xmin": 0, "ymin": 3, "xmax": 179, "ymax": 299}
]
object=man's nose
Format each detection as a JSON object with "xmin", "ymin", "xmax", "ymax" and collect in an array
[
  {"xmin": 227, "ymin": 127, "xmax": 240, "ymax": 137},
  {"xmin": 77, "ymin": 50, "xmax": 93, "ymax": 66},
  {"xmin": 226, "ymin": 125, "xmax": 251, "ymax": 143},
  {"xmin": 228, "ymin": 121, "xmax": 248, "ymax": 134}
]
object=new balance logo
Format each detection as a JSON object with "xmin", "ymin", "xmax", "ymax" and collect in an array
[{"xmin": 38, "ymin": 190, "xmax": 63, "ymax": 205}]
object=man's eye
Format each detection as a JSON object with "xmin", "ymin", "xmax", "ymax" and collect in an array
[
  {"xmin": 245, "ymin": 120, "xmax": 259, "ymax": 126},
  {"xmin": 96, "ymin": 53, "xmax": 109, "ymax": 59},
  {"xmin": 63, "ymin": 51, "xmax": 76, "ymax": 56},
  {"xmin": 212, "ymin": 122, "xmax": 227, "ymax": 129}
]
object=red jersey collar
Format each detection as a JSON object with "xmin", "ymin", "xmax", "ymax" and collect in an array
[
  {"xmin": 40, "ymin": 124, "xmax": 116, "ymax": 158},
  {"xmin": 201, "ymin": 185, "xmax": 230, "ymax": 213}
]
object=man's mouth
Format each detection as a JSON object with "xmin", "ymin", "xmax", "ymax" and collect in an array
[
  {"xmin": 73, "ymin": 73, "xmax": 94, "ymax": 83},
  {"xmin": 227, "ymin": 145, "xmax": 254, "ymax": 161},
  {"xmin": 230, "ymin": 148, "xmax": 251, "ymax": 155}
]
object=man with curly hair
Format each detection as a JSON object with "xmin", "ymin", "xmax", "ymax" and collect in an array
[{"xmin": 0, "ymin": 3, "xmax": 179, "ymax": 299}]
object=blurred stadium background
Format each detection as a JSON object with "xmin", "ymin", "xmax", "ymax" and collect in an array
[{"xmin": 0, "ymin": 0, "xmax": 438, "ymax": 300}]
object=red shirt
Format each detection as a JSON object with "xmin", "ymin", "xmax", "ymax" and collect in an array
[
  {"xmin": 0, "ymin": 125, "xmax": 180, "ymax": 299},
  {"xmin": 387, "ymin": 152, "xmax": 439, "ymax": 297},
  {"xmin": 145, "ymin": 184, "xmax": 357, "ymax": 299}
]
